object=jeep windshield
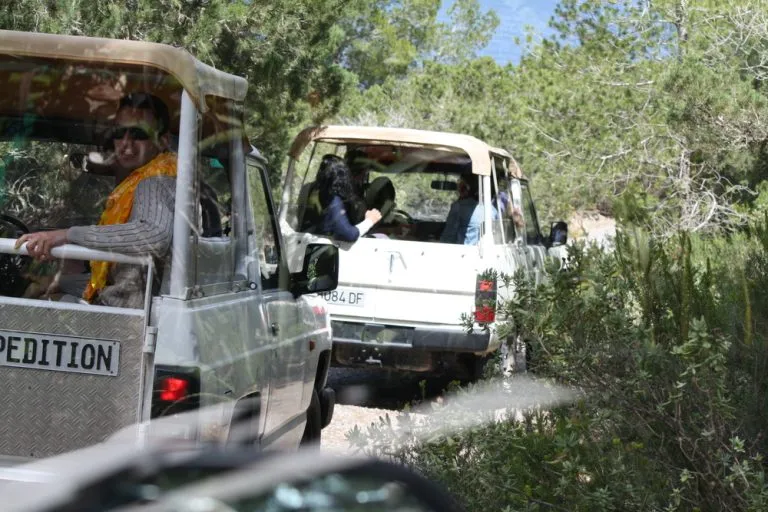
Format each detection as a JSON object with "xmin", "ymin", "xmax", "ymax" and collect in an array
[
  {"xmin": 0, "ymin": 58, "xmax": 187, "ymax": 302},
  {"xmin": 283, "ymin": 141, "xmax": 505, "ymax": 243}
]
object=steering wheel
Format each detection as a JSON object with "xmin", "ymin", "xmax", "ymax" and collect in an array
[
  {"xmin": 0, "ymin": 213, "xmax": 32, "ymax": 297},
  {"xmin": 393, "ymin": 209, "xmax": 414, "ymax": 224}
]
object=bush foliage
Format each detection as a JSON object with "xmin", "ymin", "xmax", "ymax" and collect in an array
[{"xmin": 350, "ymin": 222, "xmax": 768, "ymax": 511}]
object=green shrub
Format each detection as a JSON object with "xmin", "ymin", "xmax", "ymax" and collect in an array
[{"xmin": 349, "ymin": 224, "xmax": 768, "ymax": 511}]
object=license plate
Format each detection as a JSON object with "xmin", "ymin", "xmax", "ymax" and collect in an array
[
  {"xmin": 0, "ymin": 330, "xmax": 120, "ymax": 377},
  {"xmin": 320, "ymin": 288, "xmax": 365, "ymax": 307}
]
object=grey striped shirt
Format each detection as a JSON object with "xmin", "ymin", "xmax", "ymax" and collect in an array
[{"xmin": 64, "ymin": 176, "xmax": 177, "ymax": 308}]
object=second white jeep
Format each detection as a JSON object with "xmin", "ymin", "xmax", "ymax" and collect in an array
[{"xmin": 279, "ymin": 126, "xmax": 568, "ymax": 378}]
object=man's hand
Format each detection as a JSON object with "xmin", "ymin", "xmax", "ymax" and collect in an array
[{"xmin": 15, "ymin": 229, "xmax": 69, "ymax": 261}]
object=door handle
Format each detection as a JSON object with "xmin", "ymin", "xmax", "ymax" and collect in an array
[{"xmin": 271, "ymin": 322, "xmax": 280, "ymax": 336}]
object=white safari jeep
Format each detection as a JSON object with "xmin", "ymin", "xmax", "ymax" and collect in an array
[
  {"xmin": 0, "ymin": 31, "xmax": 338, "ymax": 464},
  {"xmin": 279, "ymin": 126, "xmax": 568, "ymax": 378}
]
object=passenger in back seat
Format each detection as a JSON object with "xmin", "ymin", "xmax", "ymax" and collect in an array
[
  {"xmin": 440, "ymin": 173, "xmax": 498, "ymax": 245},
  {"xmin": 16, "ymin": 92, "xmax": 176, "ymax": 308},
  {"xmin": 315, "ymin": 154, "xmax": 382, "ymax": 242}
]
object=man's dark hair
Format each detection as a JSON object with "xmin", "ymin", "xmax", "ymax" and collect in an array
[
  {"xmin": 118, "ymin": 92, "xmax": 170, "ymax": 135},
  {"xmin": 461, "ymin": 172, "xmax": 479, "ymax": 200}
]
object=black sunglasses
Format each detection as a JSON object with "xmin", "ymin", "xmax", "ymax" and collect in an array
[{"xmin": 112, "ymin": 126, "xmax": 153, "ymax": 141}]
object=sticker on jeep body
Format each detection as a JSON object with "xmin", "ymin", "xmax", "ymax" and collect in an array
[{"xmin": 0, "ymin": 330, "xmax": 120, "ymax": 377}]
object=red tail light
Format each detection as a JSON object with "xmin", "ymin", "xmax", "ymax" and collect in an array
[
  {"xmin": 474, "ymin": 276, "xmax": 497, "ymax": 324},
  {"xmin": 474, "ymin": 305, "xmax": 495, "ymax": 323},
  {"xmin": 159, "ymin": 376, "xmax": 189, "ymax": 402}
]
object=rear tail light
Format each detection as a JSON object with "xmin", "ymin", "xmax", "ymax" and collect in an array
[
  {"xmin": 474, "ymin": 275, "xmax": 497, "ymax": 324},
  {"xmin": 152, "ymin": 366, "xmax": 200, "ymax": 418},
  {"xmin": 159, "ymin": 377, "xmax": 189, "ymax": 402}
]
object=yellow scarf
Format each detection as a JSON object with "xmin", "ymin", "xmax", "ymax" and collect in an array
[{"xmin": 83, "ymin": 152, "xmax": 177, "ymax": 303}]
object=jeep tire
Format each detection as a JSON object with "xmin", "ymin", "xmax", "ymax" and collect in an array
[{"xmin": 301, "ymin": 389, "xmax": 322, "ymax": 446}]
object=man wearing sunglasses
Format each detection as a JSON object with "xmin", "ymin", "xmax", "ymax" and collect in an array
[{"xmin": 16, "ymin": 92, "xmax": 177, "ymax": 308}]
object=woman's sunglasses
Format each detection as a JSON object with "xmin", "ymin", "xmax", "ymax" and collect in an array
[{"xmin": 111, "ymin": 126, "xmax": 154, "ymax": 141}]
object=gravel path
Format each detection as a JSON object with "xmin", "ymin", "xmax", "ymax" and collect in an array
[{"xmin": 321, "ymin": 368, "xmax": 451, "ymax": 453}]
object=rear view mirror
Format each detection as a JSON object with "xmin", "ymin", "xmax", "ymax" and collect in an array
[
  {"xmin": 430, "ymin": 179, "xmax": 457, "ymax": 191},
  {"xmin": 69, "ymin": 152, "xmax": 117, "ymax": 176},
  {"xmin": 549, "ymin": 221, "xmax": 568, "ymax": 247},
  {"xmin": 291, "ymin": 243, "xmax": 339, "ymax": 296}
]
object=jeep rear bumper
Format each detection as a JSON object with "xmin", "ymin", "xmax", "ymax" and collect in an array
[{"xmin": 331, "ymin": 320, "xmax": 495, "ymax": 353}]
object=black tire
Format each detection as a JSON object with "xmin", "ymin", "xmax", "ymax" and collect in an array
[
  {"xmin": 468, "ymin": 336, "xmax": 530, "ymax": 381},
  {"xmin": 465, "ymin": 353, "xmax": 488, "ymax": 382},
  {"xmin": 301, "ymin": 389, "xmax": 322, "ymax": 446}
]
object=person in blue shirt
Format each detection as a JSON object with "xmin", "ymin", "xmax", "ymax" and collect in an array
[
  {"xmin": 440, "ymin": 173, "xmax": 498, "ymax": 245},
  {"xmin": 316, "ymin": 154, "xmax": 382, "ymax": 242}
]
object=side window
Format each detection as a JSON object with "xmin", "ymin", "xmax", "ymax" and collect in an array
[
  {"xmin": 247, "ymin": 158, "xmax": 283, "ymax": 290},
  {"xmin": 192, "ymin": 97, "xmax": 235, "ymax": 291},
  {"xmin": 521, "ymin": 183, "xmax": 542, "ymax": 245},
  {"xmin": 199, "ymin": 157, "xmax": 231, "ymax": 238},
  {"xmin": 491, "ymin": 165, "xmax": 516, "ymax": 244}
]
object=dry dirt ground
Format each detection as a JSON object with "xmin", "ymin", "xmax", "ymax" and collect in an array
[
  {"xmin": 321, "ymin": 368, "xmax": 448, "ymax": 453},
  {"xmin": 569, "ymin": 211, "xmax": 617, "ymax": 248}
]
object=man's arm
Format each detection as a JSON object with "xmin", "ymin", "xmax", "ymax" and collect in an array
[{"xmin": 67, "ymin": 176, "xmax": 176, "ymax": 255}]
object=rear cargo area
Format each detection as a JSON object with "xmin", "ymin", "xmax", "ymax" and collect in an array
[
  {"xmin": 325, "ymin": 237, "xmax": 480, "ymax": 327},
  {"xmin": 0, "ymin": 299, "xmax": 146, "ymax": 459}
]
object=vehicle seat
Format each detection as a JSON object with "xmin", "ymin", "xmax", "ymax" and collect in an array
[
  {"xmin": 298, "ymin": 181, "xmax": 324, "ymax": 233},
  {"xmin": 200, "ymin": 180, "xmax": 223, "ymax": 237},
  {"xmin": 365, "ymin": 176, "xmax": 396, "ymax": 221}
]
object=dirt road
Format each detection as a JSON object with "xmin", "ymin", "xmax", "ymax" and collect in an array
[{"xmin": 321, "ymin": 368, "xmax": 450, "ymax": 453}]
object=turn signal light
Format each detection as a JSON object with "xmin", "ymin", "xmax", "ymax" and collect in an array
[{"xmin": 478, "ymin": 280, "xmax": 494, "ymax": 292}]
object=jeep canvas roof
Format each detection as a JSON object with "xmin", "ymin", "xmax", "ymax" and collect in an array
[
  {"xmin": 0, "ymin": 30, "xmax": 247, "ymax": 108},
  {"xmin": 289, "ymin": 125, "xmax": 524, "ymax": 178}
]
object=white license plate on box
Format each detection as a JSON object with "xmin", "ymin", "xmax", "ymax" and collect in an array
[
  {"xmin": 320, "ymin": 288, "xmax": 365, "ymax": 307},
  {"xmin": 0, "ymin": 330, "xmax": 120, "ymax": 377}
]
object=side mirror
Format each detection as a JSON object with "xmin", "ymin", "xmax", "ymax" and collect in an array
[
  {"xmin": 291, "ymin": 242, "xmax": 339, "ymax": 296},
  {"xmin": 549, "ymin": 221, "xmax": 568, "ymax": 247}
]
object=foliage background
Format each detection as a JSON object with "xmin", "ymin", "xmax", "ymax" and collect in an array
[
  {"xmin": 350, "ymin": 225, "xmax": 768, "ymax": 511},
  {"xmin": 4, "ymin": 2, "xmax": 768, "ymax": 510},
  {"xmin": 3, "ymin": 0, "xmax": 768, "ymax": 234}
]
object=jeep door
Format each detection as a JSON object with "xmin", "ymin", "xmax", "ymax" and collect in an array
[
  {"xmin": 153, "ymin": 98, "xmax": 271, "ymax": 446},
  {"xmin": 517, "ymin": 180, "xmax": 548, "ymax": 284},
  {"xmin": 489, "ymin": 159, "xmax": 530, "ymax": 287},
  {"xmin": 246, "ymin": 155, "xmax": 315, "ymax": 449}
]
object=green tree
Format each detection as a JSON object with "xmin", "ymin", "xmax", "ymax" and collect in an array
[{"xmin": 340, "ymin": 0, "xmax": 768, "ymax": 232}]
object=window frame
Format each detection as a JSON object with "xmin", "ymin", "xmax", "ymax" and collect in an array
[
  {"xmin": 246, "ymin": 154, "xmax": 289, "ymax": 292},
  {"xmin": 520, "ymin": 180, "xmax": 543, "ymax": 245}
]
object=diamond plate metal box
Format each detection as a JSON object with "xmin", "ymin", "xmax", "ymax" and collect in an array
[{"xmin": 0, "ymin": 299, "xmax": 145, "ymax": 459}]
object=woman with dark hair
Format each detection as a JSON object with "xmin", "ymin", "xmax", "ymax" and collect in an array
[{"xmin": 316, "ymin": 154, "xmax": 382, "ymax": 242}]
